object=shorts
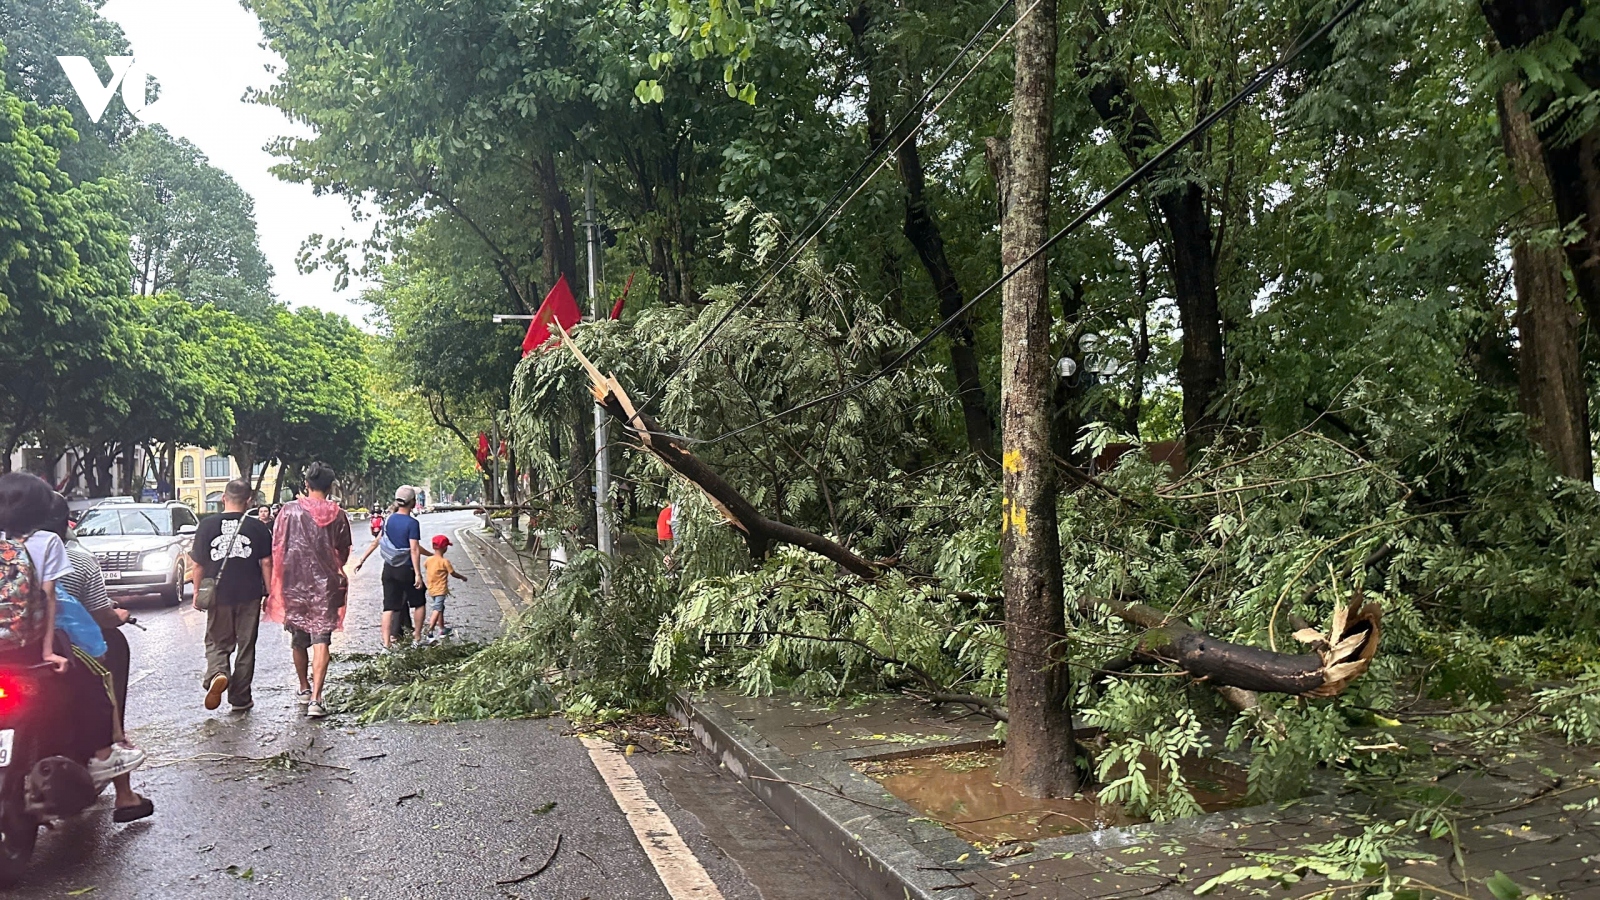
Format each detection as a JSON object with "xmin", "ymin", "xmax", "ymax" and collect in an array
[
  {"xmin": 426, "ymin": 594, "xmax": 446, "ymax": 613},
  {"xmin": 287, "ymin": 626, "xmax": 332, "ymax": 649},
  {"xmin": 381, "ymin": 564, "xmax": 426, "ymax": 612}
]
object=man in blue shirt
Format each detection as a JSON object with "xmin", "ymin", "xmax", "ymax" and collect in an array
[{"xmin": 355, "ymin": 485, "xmax": 430, "ymax": 649}]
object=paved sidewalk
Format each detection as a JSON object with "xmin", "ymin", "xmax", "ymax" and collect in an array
[{"xmin": 682, "ymin": 690, "xmax": 1600, "ymax": 899}]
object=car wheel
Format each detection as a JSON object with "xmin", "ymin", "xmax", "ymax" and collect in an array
[{"xmin": 160, "ymin": 566, "xmax": 183, "ymax": 606}]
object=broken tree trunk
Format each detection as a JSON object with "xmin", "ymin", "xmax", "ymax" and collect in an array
[{"xmin": 1089, "ymin": 595, "xmax": 1383, "ymax": 698}]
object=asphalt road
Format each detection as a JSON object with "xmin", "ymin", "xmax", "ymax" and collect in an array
[{"xmin": 6, "ymin": 510, "xmax": 859, "ymax": 900}]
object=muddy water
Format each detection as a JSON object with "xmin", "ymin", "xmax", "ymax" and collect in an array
[{"xmin": 854, "ymin": 747, "xmax": 1248, "ymax": 844}]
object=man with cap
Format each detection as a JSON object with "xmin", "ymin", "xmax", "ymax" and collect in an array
[
  {"xmin": 355, "ymin": 485, "xmax": 430, "ymax": 649},
  {"xmin": 420, "ymin": 533, "xmax": 467, "ymax": 644}
]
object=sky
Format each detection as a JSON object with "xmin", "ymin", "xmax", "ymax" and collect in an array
[{"xmin": 98, "ymin": 0, "xmax": 374, "ymax": 323}]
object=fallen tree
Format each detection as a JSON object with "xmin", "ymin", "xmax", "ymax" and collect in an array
[{"xmin": 557, "ymin": 329, "xmax": 1383, "ymax": 701}]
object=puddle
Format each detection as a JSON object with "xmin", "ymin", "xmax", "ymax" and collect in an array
[{"xmin": 853, "ymin": 746, "xmax": 1249, "ymax": 844}]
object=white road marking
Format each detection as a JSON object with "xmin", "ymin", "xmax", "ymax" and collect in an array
[{"xmin": 581, "ymin": 736, "xmax": 726, "ymax": 900}]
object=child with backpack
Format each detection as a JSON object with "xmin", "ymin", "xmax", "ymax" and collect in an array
[{"xmin": 0, "ymin": 473, "xmax": 144, "ymax": 788}]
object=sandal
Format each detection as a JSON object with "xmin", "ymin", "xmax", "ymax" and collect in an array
[{"xmin": 113, "ymin": 795, "xmax": 154, "ymax": 823}]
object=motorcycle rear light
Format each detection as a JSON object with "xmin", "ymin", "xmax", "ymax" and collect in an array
[{"xmin": 0, "ymin": 674, "xmax": 29, "ymax": 716}]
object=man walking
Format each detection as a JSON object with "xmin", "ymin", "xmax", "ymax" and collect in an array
[
  {"xmin": 190, "ymin": 479, "xmax": 273, "ymax": 712},
  {"xmin": 355, "ymin": 485, "xmax": 429, "ymax": 649},
  {"xmin": 266, "ymin": 463, "xmax": 352, "ymax": 719}
]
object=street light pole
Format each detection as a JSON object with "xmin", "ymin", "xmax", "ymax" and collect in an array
[{"xmin": 586, "ymin": 164, "xmax": 613, "ymax": 557}]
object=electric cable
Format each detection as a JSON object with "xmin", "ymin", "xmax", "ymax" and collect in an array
[
  {"xmin": 680, "ymin": 0, "xmax": 1368, "ymax": 448},
  {"xmin": 636, "ymin": 0, "xmax": 1021, "ymax": 412}
]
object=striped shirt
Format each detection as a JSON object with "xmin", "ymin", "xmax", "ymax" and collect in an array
[{"xmin": 60, "ymin": 543, "xmax": 112, "ymax": 613}]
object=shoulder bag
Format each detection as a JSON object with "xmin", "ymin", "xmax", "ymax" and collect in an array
[{"xmin": 194, "ymin": 516, "xmax": 246, "ymax": 612}]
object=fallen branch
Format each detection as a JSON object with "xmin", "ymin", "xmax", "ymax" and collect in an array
[
  {"xmin": 558, "ymin": 332, "xmax": 879, "ymax": 579},
  {"xmin": 1086, "ymin": 595, "xmax": 1383, "ymax": 698},
  {"xmin": 497, "ymin": 833, "xmax": 562, "ymax": 885}
]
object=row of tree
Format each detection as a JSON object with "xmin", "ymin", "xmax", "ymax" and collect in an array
[{"xmin": 0, "ymin": 2, "xmax": 439, "ymax": 501}]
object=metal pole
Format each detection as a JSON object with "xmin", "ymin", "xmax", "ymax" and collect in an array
[{"xmin": 586, "ymin": 163, "xmax": 613, "ymax": 556}]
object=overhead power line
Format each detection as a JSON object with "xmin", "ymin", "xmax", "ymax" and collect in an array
[{"xmin": 685, "ymin": 0, "xmax": 1369, "ymax": 448}]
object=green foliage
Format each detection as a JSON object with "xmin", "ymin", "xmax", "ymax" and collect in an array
[{"xmin": 119, "ymin": 126, "xmax": 277, "ymax": 318}]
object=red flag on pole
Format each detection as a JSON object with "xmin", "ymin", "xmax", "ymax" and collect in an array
[
  {"xmin": 609, "ymin": 272, "xmax": 635, "ymax": 320},
  {"xmin": 521, "ymin": 274, "xmax": 583, "ymax": 356},
  {"xmin": 475, "ymin": 432, "xmax": 490, "ymax": 470}
]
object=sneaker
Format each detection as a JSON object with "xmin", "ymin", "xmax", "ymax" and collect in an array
[
  {"xmin": 294, "ymin": 689, "xmax": 312, "ymax": 707},
  {"xmin": 203, "ymin": 674, "xmax": 229, "ymax": 711},
  {"xmin": 87, "ymin": 745, "xmax": 146, "ymax": 789},
  {"xmin": 230, "ymin": 701, "xmax": 254, "ymax": 713},
  {"xmin": 305, "ymin": 700, "xmax": 328, "ymax": 719}
]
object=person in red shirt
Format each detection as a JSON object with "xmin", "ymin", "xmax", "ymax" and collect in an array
[{"xmin": 656, "ymin": 504, "xmax": 674, "ymax": 542}]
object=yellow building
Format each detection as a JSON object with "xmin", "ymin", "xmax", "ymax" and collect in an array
[{"xmin": 174, "ymin": 448, "xmax": 285, "ymax": 512}]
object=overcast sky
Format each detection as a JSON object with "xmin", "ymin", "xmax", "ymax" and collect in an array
[{"xmin": 99, "ymin": 0, "xmax": 373, "ymax": 323}]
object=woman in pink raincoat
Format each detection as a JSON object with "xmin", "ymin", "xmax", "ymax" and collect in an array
[{"xmin": 266, "ymin": 462, "xmax": 352, "ymax": 719}]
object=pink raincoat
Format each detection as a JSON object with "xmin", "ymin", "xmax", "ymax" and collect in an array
[{"xmin": 266, "ymin": 497, "xmax": 352, "ymax": 635}]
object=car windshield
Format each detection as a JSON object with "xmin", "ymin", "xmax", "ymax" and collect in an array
[{"xmin": 75, "ymin": 508, "xmax": 171, "ymax": 537}]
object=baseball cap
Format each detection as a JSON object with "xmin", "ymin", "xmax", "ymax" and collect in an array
[
  {"xmin": 431, "ymin": 534, "xmax": 451, "ymax": 550},
  {"xmin": 394, "ymin": 485, "xmax": 417, "ymax": 505}
]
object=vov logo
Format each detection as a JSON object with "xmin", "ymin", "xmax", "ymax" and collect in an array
[{"xmin": 54, "ymin": 56, "xmax": 150, "ymax": 123}]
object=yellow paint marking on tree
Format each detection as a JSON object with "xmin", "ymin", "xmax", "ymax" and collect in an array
[
  {"xmin": 580, "ymin": 736, "xmax": 726, "ymax": 900},
  {"xmin": 1003, "ymin": 448, "xmax": 1025, "ymax": 473}
]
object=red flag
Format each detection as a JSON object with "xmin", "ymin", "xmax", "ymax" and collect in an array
[
  {"xmin": 521, "ymin": 274, "xmax": 583, "ymax": 356},
  {"xmin": 475, "ymin": 432, "xmax": 490, "ymax": 469},
  {"xmin": 609, "ymin": 273, "xmax": 635, "ymax": 320}
]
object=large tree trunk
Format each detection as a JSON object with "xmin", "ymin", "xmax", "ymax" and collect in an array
[
  {"xmin": 1499, "ymin": 81, "xmax": 1593, "ymax": 482},
  {"xmin": 896, "ymin": 127, "xmax": 997, "ymax": 460},
  {"xmin": 1483, "ymin": 0, "xmax": 1600, "ymax": 323},
  {"xmin": 999, "ymin": 0, "xmax": 1078, "ymax": 800},
  {"xmin": 1079, "ymin": 6, "xmax": 1225, "ymax": 454},
  {"xmin": 846, "ymin": 5, "xmax": 995, "ymax": 458}
]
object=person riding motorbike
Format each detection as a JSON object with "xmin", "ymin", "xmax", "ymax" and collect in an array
[
  {"xmin": 44, "ymin": 493, "xmax": 153, "ymax": 822},
  {"xmin": 0, "ymin": 474, "xmax": 143, "ymax": 789}
]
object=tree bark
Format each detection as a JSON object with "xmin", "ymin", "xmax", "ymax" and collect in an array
[
  {"xmin": 1079, "ymin": 6, "xmax": 1225, "ymax": 454},
  {"xmin": 1089, "ymin": 595, "xmax": 1382, "ymax": 698},
  {"xmin": 1499, "ymin": 81, "xmax": 1593, "ymax": 482},
  {"xmin": 1483, "ymin": 0, "xmax": 1600, "ymax": 323},
  {"xmin": 999, "ymin": 0, "xmax": 1078, "ymax": 799}
]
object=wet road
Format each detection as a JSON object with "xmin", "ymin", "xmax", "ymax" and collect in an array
[{"xmin": 6, "ymin": 510, "xmax": 856, "ymax": 900}]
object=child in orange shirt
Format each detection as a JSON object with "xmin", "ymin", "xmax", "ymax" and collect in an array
[{"xmin": 421, "ymin": 535, "xmax": 468, "ymax": 644}]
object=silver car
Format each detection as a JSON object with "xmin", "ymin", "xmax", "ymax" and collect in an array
[{"xmin": 73, "ymin": 500, "xmax": 198, "ymax": 605}]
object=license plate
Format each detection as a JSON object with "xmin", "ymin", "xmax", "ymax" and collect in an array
[
  {"xmin": 103, "ymin": 571, "xmax": 121, "ymax": 581},
  {"xmin": 0, "ymin": 730, "xmax": 15, "ymax": 768}
]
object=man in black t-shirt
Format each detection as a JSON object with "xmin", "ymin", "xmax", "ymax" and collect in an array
[{"xmin": 188, "ymin": 479, "xmax": 274, "ymax": 712}]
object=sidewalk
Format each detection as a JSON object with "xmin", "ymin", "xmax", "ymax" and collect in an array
[{"xmin": 676, "ymin": 690, "xmax": 1600, "ymax": 899}]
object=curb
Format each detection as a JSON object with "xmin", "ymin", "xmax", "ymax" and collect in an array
[
  {"xmin": 459, "ymin": 526, "xmax": 539, "ymax": 601},
  {"xmin": 672, "ymin": 691, "xmax": 984, "ymax": 900}
]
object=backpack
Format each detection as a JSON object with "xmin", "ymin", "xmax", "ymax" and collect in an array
[{"xmin": 0, "ymin": 534, "xmax": 40, "ymax": 648}]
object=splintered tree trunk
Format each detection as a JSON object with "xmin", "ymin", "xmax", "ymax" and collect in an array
[
  {"xmin": 1000, "ymin": 0, "xmax": 1078, "ymax": 800},
  {"xmin": 1483, "ymin": 0, "xmax": 1600, "ymax": 323},
  {"xmin": 1499, "ymin": 81, "xmax": 1592, "ymax": 482}
]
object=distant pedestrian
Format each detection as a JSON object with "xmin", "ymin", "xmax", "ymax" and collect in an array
[
  {"xmin": 657, "ymin": 503, "xmax": 678, "ymax": 569},
  {"xmin": 420, "ymin": 534, "xmax": 466, "ymax": 644},
  {"xmin": 266, "ymin": 463, "xmax": 352, "ymax": 720},
  {"xmin": 190, "ymin": 479, "xmax": 273, "ymax": 713},
  {"xmin": 354, "ymin": 486, "xmax": 430, "ymax": 649}
]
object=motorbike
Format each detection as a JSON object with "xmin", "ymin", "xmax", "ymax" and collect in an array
[{"xmin": 0, "ymin": 661, "xmax": 103, "ymax": 886}]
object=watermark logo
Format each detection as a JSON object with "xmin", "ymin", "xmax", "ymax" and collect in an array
[{"xmin": 55, "ymin": 56, "xmax": 150, "ymax": 123}]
